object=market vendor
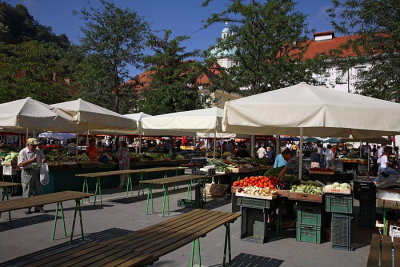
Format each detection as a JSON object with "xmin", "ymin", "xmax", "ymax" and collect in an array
[
  {"xmin": 86, "ymin": 138, "xmax": 99, "ymax": 162},
  {"xmin": 273, "ymin": 148, "xmax": 292, "ymax": 179}
]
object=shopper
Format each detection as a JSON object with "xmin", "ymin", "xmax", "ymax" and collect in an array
[
  {"xmin": 86, "ymin": 138, "xmax": 99, "ymax": 162},
  {"xmin": 310, "ymin": 148, "xmax": 321, "ymax": 168},
  {"xmin": 324, "ymin": 145, "xmax": 335, "ymax": 169},
  {"xmin": 116, "ymin": 141, "xmax": 130, "ymax": 188},
  {"xmin": 17, "ymin": 138, "xmax": 46, "ymax": 214},
  {"xmin": 273, "ymin": 148, "xmax": 292, "ymax": 179},
  {"xmin": 257, "ymin": 145, "xmax": 267, "ymax": 159}
]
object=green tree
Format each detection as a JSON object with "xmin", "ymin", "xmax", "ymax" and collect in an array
[
  {"xmin": 74, "ymin": 0, "xmax": 149, "ymax": 113},
  {"xmin": 203, "ymin": 0, "xmax": 312, "ymax": 95},
  {"xmin": 0, "ymin": 40, "xmax": 72, "ymax": 104},
  {"xmin": 140, "ymin": 30, "xmax": 204, "ymax": 115},
  {"xmin": 327, "ymin": 0, "xmax": 400, "ymax": 101},
  {"xmin": 0, "ymin": 2, "xmax": 69, "ymax": 47}
]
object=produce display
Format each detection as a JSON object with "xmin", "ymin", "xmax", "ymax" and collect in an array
[
  {"xmin": 264, "ymin": 167, "xmax": 284, "ymax": 177},
  {"xmin": 323, "ymin": 182, "xmax": 352, "ymax": 194},
  {"xmin": 233, "ymin": 176, "xmax": 281, "ymax": 190},
  {"xmin": 2, "ymin": 151, "xmax": 18, "ymax": 164},
  {"xmin": 290, "ymin": 182, "xmax": 323, "ymax": 195},
  {"xmin": 207, "ymin": 159, "xmax": 230, "ymax": 173},
  {"xmin": 239, "ymin": 185, "xmax": 277, "ymax": 197}
]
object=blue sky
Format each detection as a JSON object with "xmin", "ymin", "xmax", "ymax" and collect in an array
[{"xmin": 6, "ymin": 0, "xmax": 333, "ymax": 77}]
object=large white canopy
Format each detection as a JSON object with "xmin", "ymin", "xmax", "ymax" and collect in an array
[
  {"xmin": 223, "ymin": 83, "xmax": 400, "ymax": 138},
  {"xmin": 0, "ymin": 97, "xmax": 80, "ymax": 132},
  {"xmin": 51, "ymin": 98, "xmax": 137, "ymax": 132},
  {"xmin": 141, "ymin": 107, "xmax": 223, "ymax": 133}
]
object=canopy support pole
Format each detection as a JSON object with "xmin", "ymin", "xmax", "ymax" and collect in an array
[
  {"xmin": 359, "ymin": 140, "xmax": 362, "ymax": 158},
  {"xmin": 275, "ymin": 135, "xmax": 280, "ymax": 154},
  {"xmin": 213, "ymin": 129, "xmax": 217, "ymax": 159},
  {"xmin": 86, "ymin": 130, "xmax": 89, "ymax": 146},
  {"xmin": 139, "ymin": 134, "xmax": 142, "ymax": 154},
  {"xmin": 299, "ymin": 128, "xmax": 304, "ymax": 181},
  {"xmin": 250, "ymin": 135, "xmax": 255, "ymax": 158},
  {"xmin": 26, "ymin": 128, "xmax": 28, "ymax": 142},
  {"xmin": 367, "ymin": 141, "xmax": 370, "ymax": 177},
  {"xmin": 76, "ymin": 134, "xmax": 79, "ymax": 154}
]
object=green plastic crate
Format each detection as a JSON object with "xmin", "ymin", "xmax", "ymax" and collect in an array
[
  {"xmin": 237, "ymin": 197, "xmax": 277, "ymax": 209},
  {"xmin": 325, "ymin": 194, "xmax": 353, "ymax": 214},
  {"xmin": 296, "ymin": 202, "xmax": 322, "ymax": 226},
  {"xmin": 296, "ymin": 224, "xmax": 321, "ymax": 243}
]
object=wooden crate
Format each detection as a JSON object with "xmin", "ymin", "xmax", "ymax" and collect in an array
[
  {"xmin": 236, "ymin": 192, "xmax": 277, "ymax": 200},
  {"xmin": 288, "ymin": 191, "xmax": 323, "ymax": 203}
]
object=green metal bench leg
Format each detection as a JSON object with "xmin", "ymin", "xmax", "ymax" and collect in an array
[
  {"xmin": 190, "ymin": 238, "xmax": 201, "ymax": 267},
  {"xmin": 70, "ymin": 199, "xmax": 85, "ymax": 243},
  {"xmin": 126, "ymin": 174, "xmax": 133, "ymax": 196},
  {"xmin": 186, "ymin": 180, "xmax": 193, "ymax": 200},
  {"xmin": 138, "ymin": 173, "xmax": 144, "ymax": 197},
  {"xmin": 52, "ymin": 202, "xmax": 60, "ymax": 240},
  {"xmin": 223, "ymin": 223, "xmax": 232, "ymax": 266},
  {"xmin": 93, "ymin": 178, "xmax": 102, "ymax": 205},
  {"xmin": 383, "ymin": 208, "xmax": 387, "ymax": 235},
  {"xmin": 60, "ymin": 202, "xmax": 67, "ymax": 237},
  {"xmin": 276, "ymin": 201, "xmax": 282, "ymax": 234},
  {"xmin": 2, "ymin": 188, "xmax": 12, "ymax": 222},
  {"xmin": 146, "ymin": 185, "xmax": 154, "ymax": 215},
  {"xmin": 82, "ymin": 178, "xmax": 89, "ymax": 203},
  {"xmin": 162, "ymin": 185, "xmax": 170, "ymax": 217}
]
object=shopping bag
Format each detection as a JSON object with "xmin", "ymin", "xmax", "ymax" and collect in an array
[{"xmin": 40, "ymin": 163, "xmax": 49, "ymax": 185}]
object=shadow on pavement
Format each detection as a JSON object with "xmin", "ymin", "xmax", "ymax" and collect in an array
[
  {"xmin": 210, "ymin": 253, "xmax": 284, "ymax": 267},
  {"xmin": 0, "ymin": 227, "xmax": 132, "ymax": 267},
  {"xmin": 0, "ymin": 214, "xmax": 55, "ymax": 233},
  {"xmin": 110, "ymin": 187, "xmax": 188, "ymax": 204},
  {"xmin": 45, "ymin": 203, "xmax": 114, "ymax": 213}
]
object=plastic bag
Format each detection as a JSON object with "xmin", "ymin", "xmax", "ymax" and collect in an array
[{"xmin": 40, "ymin": 163, "xmax": 49, "ymax": 185}]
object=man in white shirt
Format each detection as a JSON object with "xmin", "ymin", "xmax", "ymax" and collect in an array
[
  {"xmin": 257, "ymin": 145, "xmax": 267, "ymax": 159},
  {"xmin": 18, "ymin": 138, "xmax": 46, "ymax": 214}
]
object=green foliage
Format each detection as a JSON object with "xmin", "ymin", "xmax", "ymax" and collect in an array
[
  {"xmin": 0, "ymin": 2, "xmax": 69, "ymax": 47},
  {"xmin": 74, "ymin": 0, "xmax": 149, "ymax": 113},
  {"xmin": 0, "ymin": 41, "xmax": 72, "ymax": 104},
  {"xmin": 140, "ymin": 30, "xmax": 203, "ymax": 115},
  {"xmin": 327, "ymin": 0, "xmax": 400, "ymax": 101},
  {"xmin": 203, "ymin": 0, "xmax": 312, "ymax": 95}
]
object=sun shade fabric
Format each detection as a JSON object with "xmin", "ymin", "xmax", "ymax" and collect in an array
[
  {"xmin": 0, "ymin": 97, "xmax": 80, "ymax": 132},
  {"xmin": 223, "ymin": 83, "xmax": 400, "ymax": 138},
  {"xmin": 51, "ymin": 98, "xmax": 137, "ymax": 132},
  {"xmin": 141, "ymin": 107, "xmax": 223, "ymax": 133}
]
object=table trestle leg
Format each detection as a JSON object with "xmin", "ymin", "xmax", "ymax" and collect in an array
[
  {"xmin": 138, "ymin": 173, "xmax": 144, "ymax": 197},
  {"xmin": 126, "ymin": 174, "xmax": 133, "ymax": 196},
  {"xmin": 1, "ymin": 187, "xmax": 12, "ymax": 222},
  {"xmin": 70, "ymin": 199, "xmax": 85, "ymax": 243},
  {"xmin": 162, "ymin": 185, "xmax": 170, "ymax": 217},
  {"xmin": 190, "ymin": 238, "xmax": 201, "ymax": 267},
  {"xmin": 222, "ymin": 223, "xmax": 232, "ymax": 266},
  {"xmin": 146, "ymin": 185, "xmax": 154, "ymax": 215}
]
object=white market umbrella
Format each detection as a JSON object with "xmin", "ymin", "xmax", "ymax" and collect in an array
[
  {"xmin": 142, "ymin": 107, "xmax": 225, "ymax": 158},
  {"xmin": 0, "ymin": 97, "xmax": 80, "ymax": 133},
  {"xmin": 51, "ymin": 98, "xmax": 138, "ymax": 132},
  {"xmin": 223, "ymin": 82, "xmax": 400, "ymax": 178},
  {"xmin": 38, "ymin": 132, "xmax": 76, "ymax": 140}
]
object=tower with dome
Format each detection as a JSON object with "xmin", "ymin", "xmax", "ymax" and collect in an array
[{"xmin": 209, "ymin": 23, "xmax": 237, "ymax": 69}]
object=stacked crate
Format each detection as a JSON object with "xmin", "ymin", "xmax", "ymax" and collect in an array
[
  {"xmin": 296, "ymin": 201, "xmax": 322, "ymax": 243},
  {"xmin": 353, "ymin": 180, "xmax": 376, "ymax": 227},
  {"xmin": 325, "ymin": 193, "xmax": 353, "ymax": 250}
]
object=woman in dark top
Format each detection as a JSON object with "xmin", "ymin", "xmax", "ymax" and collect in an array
[{"xmin": 310, "ymin": 148, "xmax": 321, "ymax": 168}]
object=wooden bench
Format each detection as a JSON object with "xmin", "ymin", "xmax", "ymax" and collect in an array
[
  {"xmin": 367, "ymin": 234, "xmax": 400, "ymax": 267},
  {"xmin": 0, "ymin": 191, "xmax": 93, "ymax": 242},
  {"xmin": 0, "ymin": 181, "xmax": 20, "ymax": 221},
  {"xmin": 76, "ymin": 166, "xmax": 185, "ymax": 204},
  {"xmin": 140, "ymin": 174, "xmax": 227, "ymax": 216},
  {"xmin": 28, "ymin": 209, "xmax": 240, "ymax": 267}
]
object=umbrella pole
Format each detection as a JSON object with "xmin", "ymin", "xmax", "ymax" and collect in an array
[
  {"xmin": 139, "ymin": 134, "xmax": 142, "ymax": 154},
  {"xmin": 213, "ymin": 129, "xmax": 217, "ymax": 159},
  {"xmin": 299, "ymin": 128, "xmax": 304, "ymax": 181}
]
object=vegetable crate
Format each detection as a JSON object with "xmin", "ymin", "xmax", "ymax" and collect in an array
[
  {"xmin": 237, "ymin": 196, "xmax": 277, "ymax": 209},
  {"xmin": 296, "ymin": 202, "xmax": 322, "ymax": 226},
  {"xmin": 325, "ymin": 194, "xmax": 353, "ymax": 214},
  {"xmin": 358, "ymin": 199, "xmax": 376, "ymax": 228},
  {"xmin": 296, "ymin": 225, "xmax": 321, "ymax": 244},
  {"xmin": 331, "ymin": 213, "xmax": 353, "ymax": 251},
  {"xmin": 240, "ymin": 207, "xmax": 270, "ymax": 243}
]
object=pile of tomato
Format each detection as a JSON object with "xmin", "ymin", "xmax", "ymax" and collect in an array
[{"xmin": 232, "ymin": 176, "xmax": 281, "ymax": 190}]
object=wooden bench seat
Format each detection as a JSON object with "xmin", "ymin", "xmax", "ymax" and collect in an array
[
  {"xmin": 0, "ymin": 191, "xmax": 93, "ymax": 242},
  {"xmin": 28, "ymin": 209, "xmax": 240, "ymax": 267}
]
